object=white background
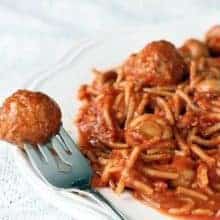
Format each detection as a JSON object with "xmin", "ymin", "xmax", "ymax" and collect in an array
[{"xmin": 0, "ymin": 1, "xmax": 219, "ymax": 219}]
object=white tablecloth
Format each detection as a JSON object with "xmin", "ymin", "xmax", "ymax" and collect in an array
[{"xmin": 0, "ymin": 1, "xmax": 219, "ymax": 219}]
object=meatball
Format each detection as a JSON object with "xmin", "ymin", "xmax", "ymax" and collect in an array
[
  {"xmin": 179, "ymin": 38, "xmax": 209, "ymax": 62},
  {"xmin": 0, "ymin": 90, "xmax": 61, "ymax": 146},
  {"xmin": 125, "ymin": 114, "xmax": 173, "ymax": 147},
  {"xmin": 206, "ymin": 25, "xmax": 220, "ymax": 56},
  {"xmin": 122, "ymin": 40, "xmax": 186, "ymax": 86}
]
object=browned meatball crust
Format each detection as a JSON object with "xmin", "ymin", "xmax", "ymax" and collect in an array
[
  {"xmin": 206, "ymin": 25, "xmax": 220, "ymax": 56},
  {"xmin": 0, "ymin": 90, "xmax": 61, "ymax": 146},
  {"xmin": 122, "ymin": 40, "xmax": 186, "ymax": 86}
]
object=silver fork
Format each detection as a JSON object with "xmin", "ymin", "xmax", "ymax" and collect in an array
[{"xmin": 24, "ymin": 126, "xmax": 126, "ymax": 220}]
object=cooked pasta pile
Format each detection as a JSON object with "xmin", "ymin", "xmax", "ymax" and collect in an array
[{"xmin": 76, "ymin": 25, "xmax": 220, "ymax": 218}]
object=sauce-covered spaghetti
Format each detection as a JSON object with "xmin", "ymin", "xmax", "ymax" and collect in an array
[{"xmin": 76, "ymin": 26, "xmax": 220, "ymax": 219}]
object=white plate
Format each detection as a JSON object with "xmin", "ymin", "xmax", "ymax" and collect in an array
[{"xmin": 11, "ymin": 21, "xmax": 216, "ymax": 220}]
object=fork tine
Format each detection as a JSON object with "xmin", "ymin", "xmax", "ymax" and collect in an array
[
  {"xmin": 38, "ymin": 143, "xmax": 57, "ymax": 167},
  {"xmin": 51, "ymin": 136, "xmax": 72, "ymax": 165},
  {"xmin": 59, "ymin": 126, "xmax": 78, "ymax": 153},
  {"xmin": 59, "ymin": 127, "xmax": 93, "ymax": 179},
  {"xmin": 24, "ymin": 144, "xmax": 45, "ymax": 168}
]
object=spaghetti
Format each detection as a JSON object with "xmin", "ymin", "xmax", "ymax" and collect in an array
[{"xmin": 76, "ymin": 26, "xmax": 220, "ymax": 218}]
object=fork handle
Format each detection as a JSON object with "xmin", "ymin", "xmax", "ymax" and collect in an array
[{"xmin": 85, "ymin": 188, "xmax": 126, "ymax": 220}]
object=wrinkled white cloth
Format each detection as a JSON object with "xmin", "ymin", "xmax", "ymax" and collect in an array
[{"xmin": 0, "ymin": 1, "xmax": 219, "ymax": 219}]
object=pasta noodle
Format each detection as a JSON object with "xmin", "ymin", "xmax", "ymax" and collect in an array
[
  {"xmin": 168, "ymin": 197, "xmax": 195, "ymax": 215},
  {"xmin": 176, "ymin": 186, "xmax": 208, "ymax": 201},
  {"xmin": 143, "ymin": 168, "xmax": 178, "ymax": 180}
]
